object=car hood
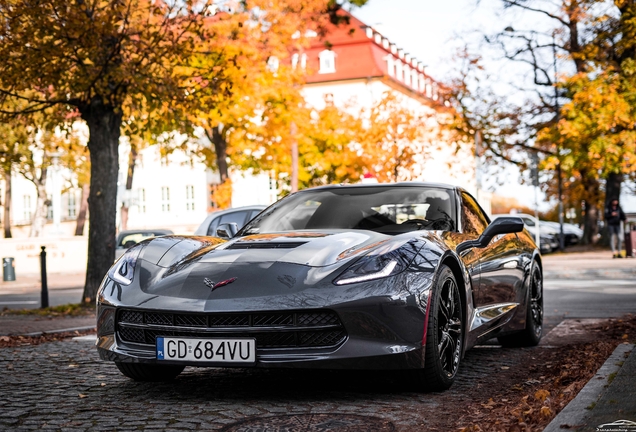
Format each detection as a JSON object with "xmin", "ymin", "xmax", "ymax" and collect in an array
[
  {"xmin": 140, "ymin": 230, "xmax": 416, "ymax": 269},
  {"xmin": 104, "ymin": 231, "xmax": 435, "ymax": 309}
]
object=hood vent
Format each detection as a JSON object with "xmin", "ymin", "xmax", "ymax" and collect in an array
[{"xmin": 227, "ymin": 241, "xmax": 308, "ymax": 250}]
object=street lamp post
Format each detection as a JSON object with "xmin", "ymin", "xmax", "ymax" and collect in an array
[{"xmin": 552, "ymin": 31, "xmax": 565, "ymax": 251}]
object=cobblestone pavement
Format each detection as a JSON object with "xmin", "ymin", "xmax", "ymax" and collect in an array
[{"xmin": 0, "ymin": 337, "xmax": 553, "ymax": 431}]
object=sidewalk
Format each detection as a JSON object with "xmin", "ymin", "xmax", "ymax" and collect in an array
[
  {"xmin": 0, "ymin": 272, "xmax": 85, "ymax": 294},
  {"xmin": 544, "ymin": 343, "xmax": 636, "ymax": 431},
  {"xmin": 543, "ymin": 250, "xmax": 636, "ymax": 279},
  {"xmin": 0, "ymin": 314, "xmax": 96, "ymax": 336}
]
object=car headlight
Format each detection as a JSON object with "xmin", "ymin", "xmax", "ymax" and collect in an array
[
  {"xmin": 334, "ymin": 240, "xmax": 420, "ymax": 286},
  {"xmin": 108, "ymin": 243, "xmax": 145, "ymax": 285}
]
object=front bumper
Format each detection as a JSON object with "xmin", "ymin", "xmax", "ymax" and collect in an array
[{"xmin": 96, "ymin": 295, "xmax": 428, "ymax": 371}]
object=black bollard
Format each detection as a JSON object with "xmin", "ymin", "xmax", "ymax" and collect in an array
[{"xmin": 40, "ymin": 246, "xmax": 49, "ymax": 309}]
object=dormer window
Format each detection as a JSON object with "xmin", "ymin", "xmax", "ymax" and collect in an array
[
  {"xmin": 267, "ymin": 56, "xmax": 279, "ymax": 72},
  {"xmin": 319, "ymin": 50, "xmax": 336, "ymax": 74}
]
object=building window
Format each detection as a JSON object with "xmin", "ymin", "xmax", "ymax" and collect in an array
[
  {"xmin": 138, "ymin": 188, "xmax": 146, "ymax": 213},
  {"xmin": 291, "ymin": 53, "xmax": 299, "ymax": 69},
  {"xmin": 186, "ymin": 185, "xmax": 195, "ymax": 211},
  {"xmin": 395, "ymin": 59, "xmax": 403, "ymax": 82},
  {"xmin": 267, "ymin": 56, "xmax": 279, "ymax": 72},
  {"xmin": 161, "ymin": 187, "xmax": 170, "ymax": 212},
  {"xmin": 319, "ymin": 50, "xmax": 336, "ymax": 74},
  {"xmin": 300, "ymin": 53, "xmax": 307, "ymax": 69},
  {"xmin": 403, "ymin": 64, "xmax": 411, "ymax": 86},
  {"xmin": 23, "ymin": 195, "xmax": 31, "ymax": 221},
  {"xmin": 385, "ymin": 55, "xmax": 395, "ymax": 77},
  {"xmin": 67, "ymin": 193, "xmax": 77, "ymax": 218}
]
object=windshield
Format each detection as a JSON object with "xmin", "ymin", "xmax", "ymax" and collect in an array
[{"xmin": 239, "ymin": 186, "xmax": 456, "ymax": 236}]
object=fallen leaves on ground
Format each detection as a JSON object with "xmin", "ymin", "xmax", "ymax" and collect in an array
[
  {"xmin": 0, "ymin": 329, "xmax": 96, "ymax": 348},
  {"xmin": 458, "ymin": 314, "xmax": 635, "ymax": 431}
]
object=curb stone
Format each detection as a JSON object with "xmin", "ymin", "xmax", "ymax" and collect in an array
[
  {"xmin": 543, "ymin": 343, "xmax": 634, "ymax": 432},
  {"xmin": 22, "ymin": 325, "xmax": 96, "ymax": 337}
]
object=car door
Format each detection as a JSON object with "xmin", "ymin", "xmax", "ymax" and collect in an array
[{"xmin": 461, "ymin": 193, "xmax": 525, "ymax": 306}]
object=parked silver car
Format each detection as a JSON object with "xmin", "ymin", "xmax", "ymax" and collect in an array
[
  {"xmin": 194, "ymin": 205, "xmax": 267, "ymax": 237},
  {"xmin": 115, "ymin": 229, "xmax": 174, "ymax": 259}
]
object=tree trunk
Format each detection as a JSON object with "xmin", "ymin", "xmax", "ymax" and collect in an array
[
  {"xmin": 581, "ymin": 172, "xmax": 601, "ymax": 245},
  {"xmin": 75, "ymin": 183, "xmax": 89, "ymax": 236},
  {"xmin": 206, "ymin": 126, "xmax": 229, "ymax": 182},
  {"xmin": 29, "ymin": 167, "xmax": 48, "ymax": 237},
  {"xmin": 80, "ymin": 98, "xmax": 122, "ymax": 304},
  {"xmin": 119, "ymin": 147, "xmax": 137, "ymax": 231},
  {"xmin": 3, "ymin": 171, "xmax": 11, "ymax": 238}
]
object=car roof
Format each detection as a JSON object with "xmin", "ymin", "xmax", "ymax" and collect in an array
[
  {"xmin": 205, "ymin": 205, "xmax": 267, "ymax": 218},
  {"xmin": 294, "ymin": 182, "xmax": 459, "ymax": 192}
]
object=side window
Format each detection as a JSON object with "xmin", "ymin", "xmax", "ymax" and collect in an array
[
  {"xmin": 206, "ymin": 218, "xmax": 221, "ymax": 236},
  {"xmin": 219, "ymin": 211, "xmax": 248, "ymax": 228},
  {"xmin": 208, "ymin": 211, "xmax": 249, "ymax": 236},
  {"xmin": 461, "ymin": 192, "xmax": 489, "ymax": 238}
]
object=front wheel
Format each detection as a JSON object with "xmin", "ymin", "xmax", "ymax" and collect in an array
[
  {"xmin": 498, "ymin": 261, "xmax": 543, "ymax": 347},
  {"xmin": 115, "ymin": 362, "xmax": 185, "ymax": 382},
  {"xmin": 408, "ymin": 265, "xmax": 463, "ymax": 391}
]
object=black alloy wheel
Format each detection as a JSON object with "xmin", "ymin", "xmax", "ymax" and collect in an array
[
  {"xmin": 498, "ymin": 260, "xmax": 543, "ymax": 347},
  {"xmin": 437, "ymin": 275, "xmax": 463, "ymax": 377},
  {"xmin": 409, "ymin": 265, "xmax": 463, "ymax": 391}
]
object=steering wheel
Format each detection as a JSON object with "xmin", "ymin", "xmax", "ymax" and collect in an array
[{"xmin": 401, "ymin": 218, "xmax": 431, "ymax": 228}]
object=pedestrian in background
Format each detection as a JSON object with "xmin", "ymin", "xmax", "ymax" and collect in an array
[{"xmin": 605, "ymin": 198, "xmax": 626, "ymax": 258}]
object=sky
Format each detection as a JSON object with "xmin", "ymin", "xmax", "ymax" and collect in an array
[
  {"xmin": 353, "ymin": 0, "xmax": 548, "ymax": 210},
  {"xmin": 342, "ymin": 0, "xmax": 636, "ymax": 213}
]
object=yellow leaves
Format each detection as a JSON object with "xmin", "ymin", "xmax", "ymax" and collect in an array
[
  {"xmin": 82, "ymin": 58, "xmax": 94, "ymax": 66},
  {"xmin": 534, "ymin": 389, "xmax": 550, "ymax": 403}
]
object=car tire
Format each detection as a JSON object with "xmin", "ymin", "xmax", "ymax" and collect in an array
[
  {"xmin": 115, "ymin": 362, "xmax": 185, "ymax": 382},
  {"xmin": 497, "ymin": 261, "xmax": 543, "ymax": 347},
  {"xmin": 408, "ymin": 265, "xmax": 463, "ymax": 392}
]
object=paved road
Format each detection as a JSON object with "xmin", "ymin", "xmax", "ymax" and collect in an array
[
  {"xmin": 0, "ymin": 333, "xmax": 578, "ymax": 431},
  {"xmin": 544, "ymin": 278, "xmax": 636, "ymax": 321},
  {"xmin": 0, "ymin": 287, "xmax": 83, "ymax": 309}
]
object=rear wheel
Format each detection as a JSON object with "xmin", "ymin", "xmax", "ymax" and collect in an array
[
  {"xmin": 115, "ymin": 362, "xmax": 185, "ymax": 382},
  {"xmin": 498, "ymin": 261, "xmax": 543, "ymax": 347},
  {"xmin": 408, "ymin": 265, "xmax": 463, "ymax": 392}
]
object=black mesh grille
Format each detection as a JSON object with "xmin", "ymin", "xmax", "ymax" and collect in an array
[
  {"xmin": 118, "ymin": 327, "xmax": 145, "ymax": 343},
  {"xmin": 120, "ymin": 310, "xmax": 143, "ymax": 324},
  {"xmin": 253, "ymin": 313, "xmax": 293, "ymax": 327},
  {"xmin": 297, "ymin": 312, "xmax": 340, "ymax": 327},
  {"xmin": 175, "ymin": 315, "xmax": 206, "ymax": 327},
  {"xmin": 116, "ymin": 309, "xmax": 345, "ymax": 350},
  {"xmin": 145, "ymin": 312, "xmax": 172, "ymax": 325},
  {"xmin": 209, "ymin": 315, "xmax": 250, "ymax": 327}
]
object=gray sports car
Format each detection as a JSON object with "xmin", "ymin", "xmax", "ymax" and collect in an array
[{"xmin": 96, "ymin": 183, "xmax": 543, "ymax": 391}]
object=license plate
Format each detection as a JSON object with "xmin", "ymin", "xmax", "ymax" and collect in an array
[{"xmin": 156, "ymin": 337, "xmax": 256, "ymax": 363}]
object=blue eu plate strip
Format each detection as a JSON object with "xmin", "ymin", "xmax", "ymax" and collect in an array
[{"xmin": 156, "ymin": 337, "xmax": 164, "ymax": 359}]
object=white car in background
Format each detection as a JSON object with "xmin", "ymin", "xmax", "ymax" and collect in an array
[{"xmin": 492, "ymin": 213, "xmax": 559, "ymax": 253}]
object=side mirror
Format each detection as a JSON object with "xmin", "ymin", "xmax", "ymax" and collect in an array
[
  {"xmin": 216, "ymin": 223, "xmax": 239, "ymax": 239},
  {"xmin": 456, "ymin": 217, "xmax": 524, "ymax": 254}
]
